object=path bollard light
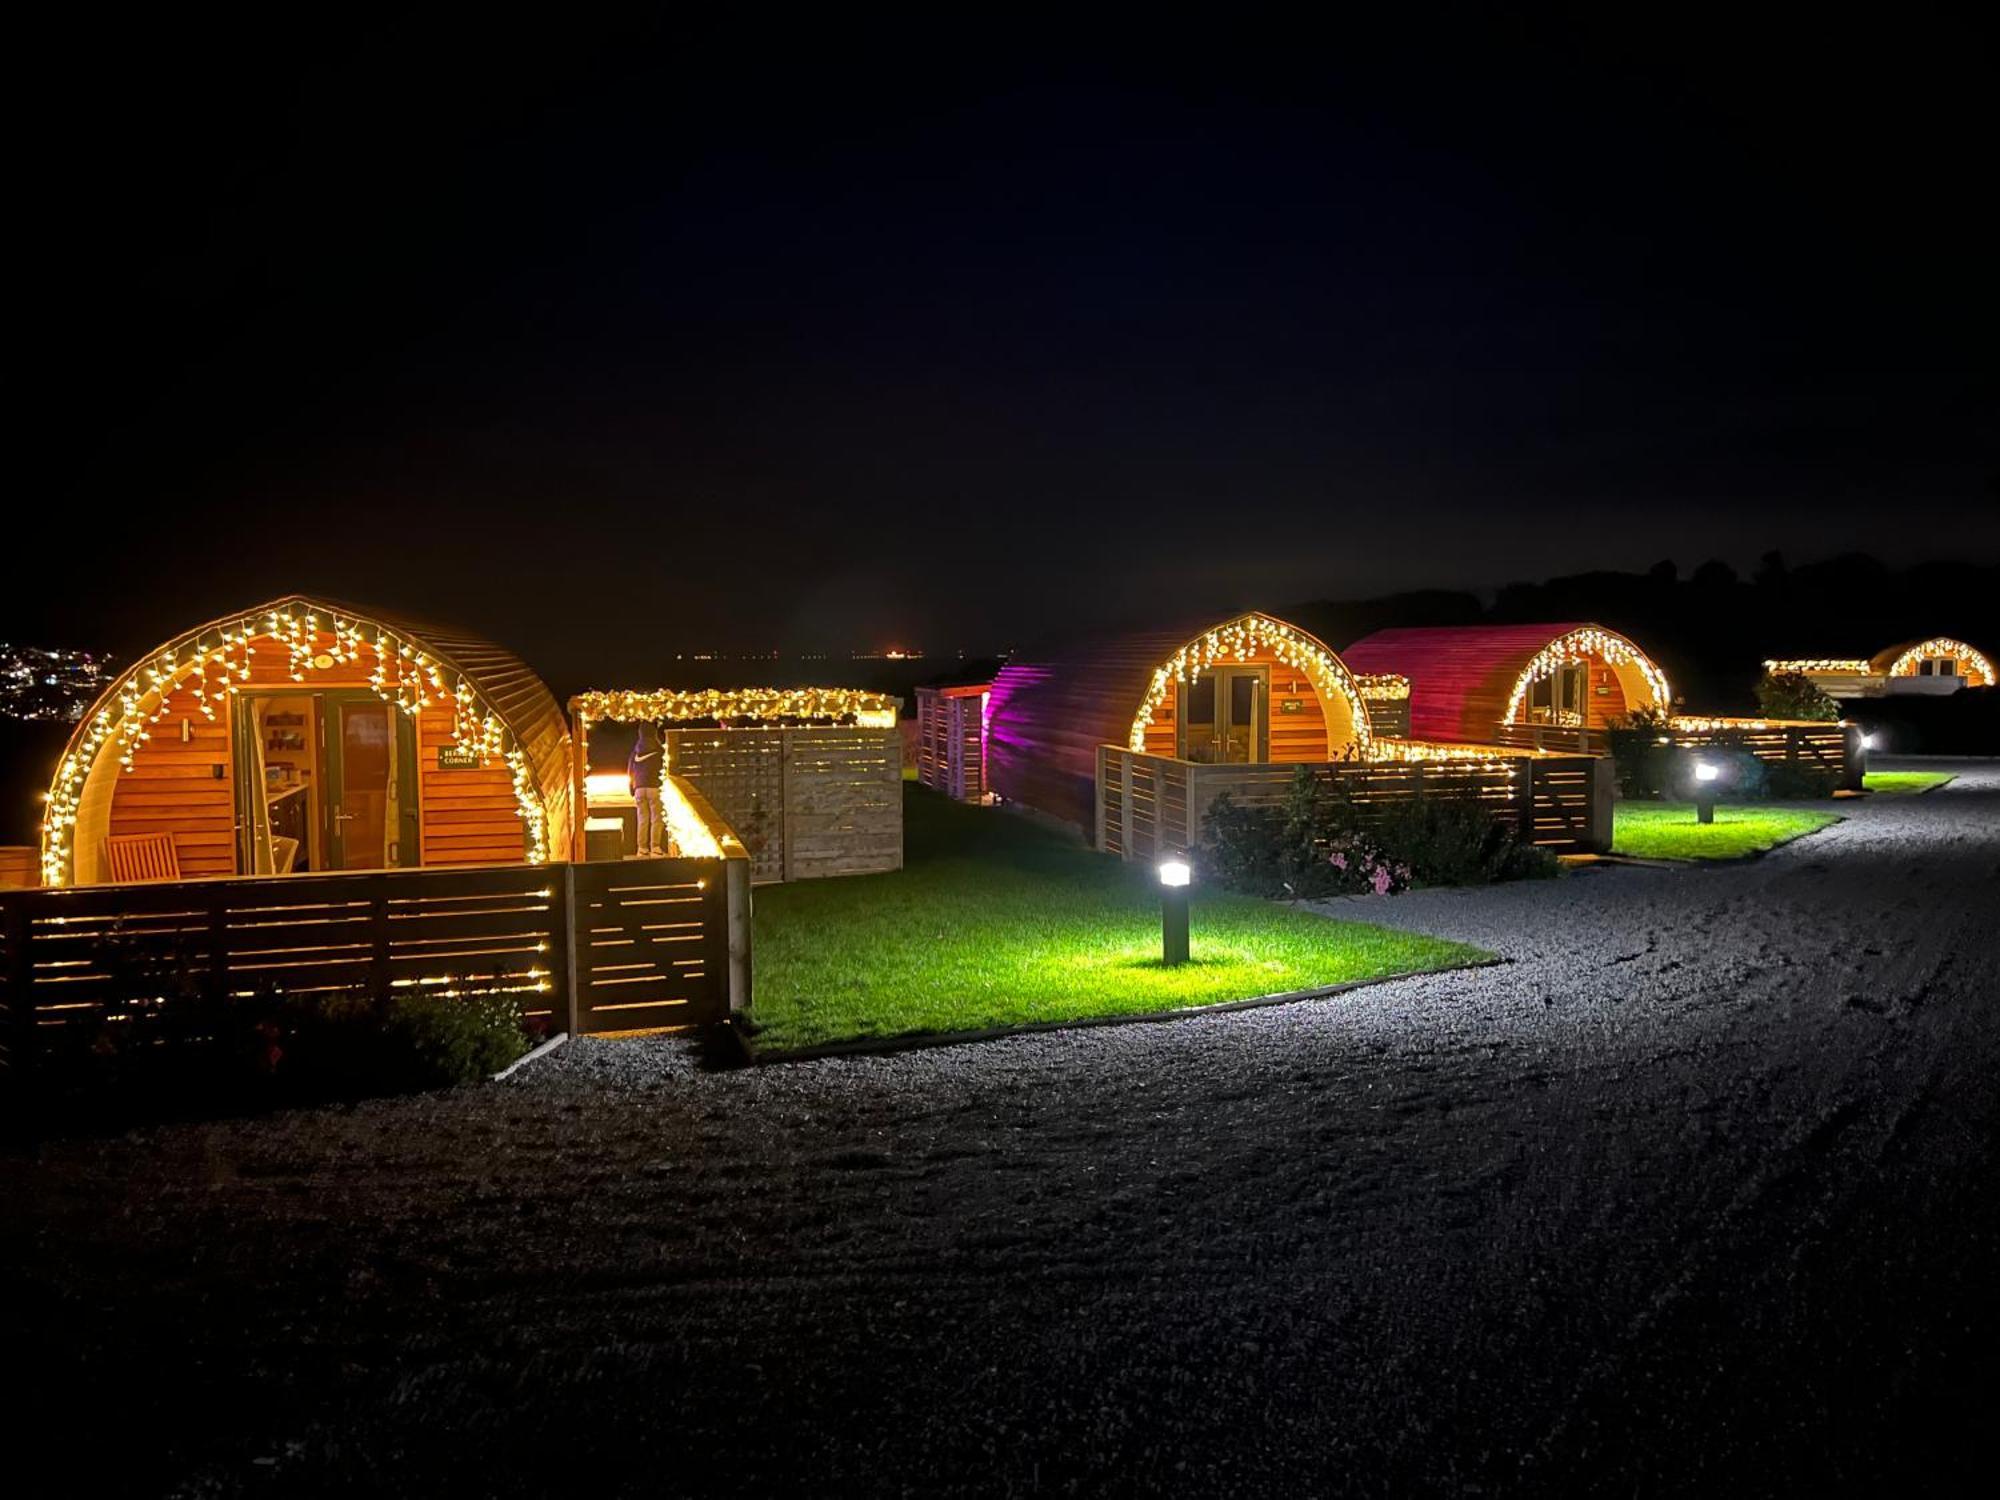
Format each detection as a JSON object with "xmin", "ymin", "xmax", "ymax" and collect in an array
[
  {"xmin": 1693, "ymin": 760, "xmax": 1720, "ymax": 824},
  {"xmin": 1157, "ymin": 858, "xmax": 1192, "ymax": 966}
]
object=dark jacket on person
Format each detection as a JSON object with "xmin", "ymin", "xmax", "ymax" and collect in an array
[{"xmin": 628, "ymin": 730, "xmax": 663, "ymax": 791}]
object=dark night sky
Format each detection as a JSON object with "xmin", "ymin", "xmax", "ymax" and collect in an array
[{"xmin": 18, "ymin": 10, "xmax": 1997, "ymax": 686}]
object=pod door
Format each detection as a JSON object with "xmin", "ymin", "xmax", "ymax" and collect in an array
[{"xmin": 323, "ymin": 694, "xmax": 421, "ymax": 870}]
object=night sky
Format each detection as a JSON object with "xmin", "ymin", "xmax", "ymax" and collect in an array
[{"xmin": 20, "ymin": 12, "xmax": 1996, "ymax": 686}]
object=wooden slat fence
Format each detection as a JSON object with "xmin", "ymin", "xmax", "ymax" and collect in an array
[
  {"xmin": 0, "ymin": 853, "xmax": 751, "ymax": 1109},
  {"xmin": 1485, "ymin": 717, "xmax": 1861, "ymax": 791},
  {"xmin": 1097, "ymin": 746, "xmax": 1611, "ymax": 859}
]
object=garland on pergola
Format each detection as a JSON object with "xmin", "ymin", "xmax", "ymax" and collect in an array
[
  {"xmin": 1353, "ymin": 673, "xmax": 1411, "ymax": 701},
  {"xmin": 1501, "ymin": 626, "xmax": 1672, "ymax": 727},
  {"xmin": 1762, "ymin": 657, "xmax": 1870, "ymax": 676},
  {"xmin": 42, "ymin": 607, "xmax": 548, "ymax": 886},
  {"xmin": 1127, "ymin": 613, "xmax": 1373, "ymax": 756},
  {"xmin": 570, "ymin": 686, "xmax": 900, "ymax": 727}
]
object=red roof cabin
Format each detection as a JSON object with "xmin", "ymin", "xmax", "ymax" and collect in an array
[{"xmin": 1341, "ymin": 622, "xmax": 1673, "ymax": 749}]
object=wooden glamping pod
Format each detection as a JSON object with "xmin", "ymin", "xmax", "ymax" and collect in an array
[
  {"xmin": 569, "ymin": 688, "xmax": 902, "ymax": 884},
  {"xmin": 1347, "ymin": 620, "xmax": 1864, "ymax": 790},
  {"xmin": 38, "ymin": 596, "xmax": 573, "ymax": 889},
  {"xmin": 981, "ymin": 610, "xmax": 1614, "ymax": 858},
  {"xmin": 1341, "ymin": 622, "xmax": 1673, "ymax": 749},
  {"xmin": 1765, "ymin": 637, "xmax": 1995, "ymax": 699}
]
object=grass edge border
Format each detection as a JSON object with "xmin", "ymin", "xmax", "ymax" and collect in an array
[{"xmin": 733, "ymin": 954, "xmax": 1506, "ymax": 1067}]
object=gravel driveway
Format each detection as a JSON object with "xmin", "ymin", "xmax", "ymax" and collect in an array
[{"xmin": 5, "ymin": 760, "xmax": 1997, "ymax": 1496}]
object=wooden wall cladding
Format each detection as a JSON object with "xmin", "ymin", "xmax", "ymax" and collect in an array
[
  {"xmin": 103, "ymin": 648, "xmax": 531, "ymax": 880},
  {"xmin": 668, "ymin": 726, "xmax": 902, "ymax": 883},
  {"xmin": 1138, "ymin": 653, "xmax": 1343, "ymax": 763}
]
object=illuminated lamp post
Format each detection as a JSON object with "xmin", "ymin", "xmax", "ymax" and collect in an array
[
  {"xmin": 1157, "ymin": 858, "xmax": 1192, "ymax": 965},
  {"xmin": 1693, "ymin": 760, "xmax": 1720, "ymax": 824}
]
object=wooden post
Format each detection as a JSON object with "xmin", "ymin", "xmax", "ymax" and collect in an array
[
  {"xmin": 2, "ymin": 897, "xmax": 34, "ymax": 1140},
  {"xmin": 568, "ymin": 709, "xmax": 591, "ymax": 863},
  {"xmin": 1119, "ymin": 753, "xmax": 1135, "ymax": 861},
  {"xmin": 368, "ymin": 872, "xmax": 393, "ymax": 1003},
  {"xmin": 1588, "ymin": 756, "xmax": 1614, "ymax": 853},
  {"xmin": 554, "ymin": 862, "xmax": 583, "ymax": 1036},
  {"xmin": 724, "ymin": 853, "xmax": 752, "ymax": 1016},
  {"xmin": 1095, "ymin": 746, "xmax": 1108, "ymax": 852}
]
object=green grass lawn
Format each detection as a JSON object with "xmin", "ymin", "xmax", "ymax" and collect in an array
[
  {"xmin": 1863, "ymin": 771, "xmax": 1955, "ymax": 795},
  {"xmin": 1612, "ymin": 802, "xmax": 1839, "ymax": 861},
  {"xmin": 749, "ymin": 787, "xmax": 1491, "ymax": 1053}
]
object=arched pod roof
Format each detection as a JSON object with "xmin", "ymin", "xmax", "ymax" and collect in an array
[
  {"xmin": 986, "ymin": 611, "xmax": 1369, "ymax": 832},
  {"xmin": 1341, "ymin": 622, "xmax": 1671, "ymax": 740},
  {"xmin": 41, "ymin": 595, "xmax": 572, "ymax": 886}
]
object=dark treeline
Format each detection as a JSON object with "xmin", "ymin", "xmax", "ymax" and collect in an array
[{"xmin": 1286, "ymin": 553, "xmax": 2000, "ymax": 714}]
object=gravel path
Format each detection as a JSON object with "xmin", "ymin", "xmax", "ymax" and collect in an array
[{"xmin": 6, "ymin": 760, "xmax": 1998, "ymax": 1496}]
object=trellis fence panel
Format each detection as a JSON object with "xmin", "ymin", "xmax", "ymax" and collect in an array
[{"xmin": 668, "ymin": 726, "xmax": 901, "ymax": 883}]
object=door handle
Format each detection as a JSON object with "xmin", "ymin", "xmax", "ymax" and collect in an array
[{"xmin": 334, "ymin": 812, "xmax": 357, "ymax": 823}]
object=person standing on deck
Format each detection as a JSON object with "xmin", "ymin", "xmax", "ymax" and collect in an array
[{"xmin": 629, "ymin": 723, "xmax": 665, "ymax": 857}]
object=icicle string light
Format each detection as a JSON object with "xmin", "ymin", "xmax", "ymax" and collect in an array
[
  {"xmin": 1501, "ymin": 627, "xmax": 1672, "ymax": 726},
  {"xmin": 1128, "ymin": 614, "xmax": 1373, "ymax": 756},
  {"xmin": 40, "ymin": 609, "xmax": 549, "ymax": 886}
]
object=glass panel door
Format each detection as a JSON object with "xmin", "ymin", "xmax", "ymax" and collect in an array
[
  {"xmin": 328, "ymin": 701, "xmax": 392, "ymax": 870},
  {"xmin": 1178, "ymin": 667, "xmax": 1267, "ymax": 762}
]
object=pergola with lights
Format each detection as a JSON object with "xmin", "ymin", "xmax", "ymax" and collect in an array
[{"xmin": 568, "ymin": 686, "xmax": 903, "ymax": 881}]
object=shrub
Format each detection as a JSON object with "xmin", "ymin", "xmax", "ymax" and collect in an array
[
  {"xmin": 1200, "ymin": 769, "xmax": 1408, "ymax": 899},
  {"xmin": 1755, "ymin": 671, "xmax": 1839, "ymax": 722},
  {"xmin": 1761, "ymin": 760, "xmax": 1840, "ymax": 799},
  {"xmin": 1374, "ymin": 797, "xmax": 1560, "ymax": 885},
  {"xmin": 1199, "ymin": 766, "xmax": 1549, "ymax": 896},
  {"xmin": 40, "ymin": 976, "xmax": 531, "ymax": 1114},
  {"xmin": 1607, "ymin": 705, "xmax": 1676, "ymax": 799}
]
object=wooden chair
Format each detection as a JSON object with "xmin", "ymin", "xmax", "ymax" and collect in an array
[{"xmin": 104, "ymin": 832, "xmax": 182, "ymax": 883}]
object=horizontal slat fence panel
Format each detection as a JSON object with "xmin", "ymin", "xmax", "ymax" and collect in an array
[
  {"xmin": 1, "ymin": 854, "xmax": 753, "ymax": 1108},
  {"xmin": 1485, "ymin": 717, "xmax": 1858, "ymax": 791},
  {"xmin": 1098, "ymin": 746, "xmax": 1611, "ymax": 861}
]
